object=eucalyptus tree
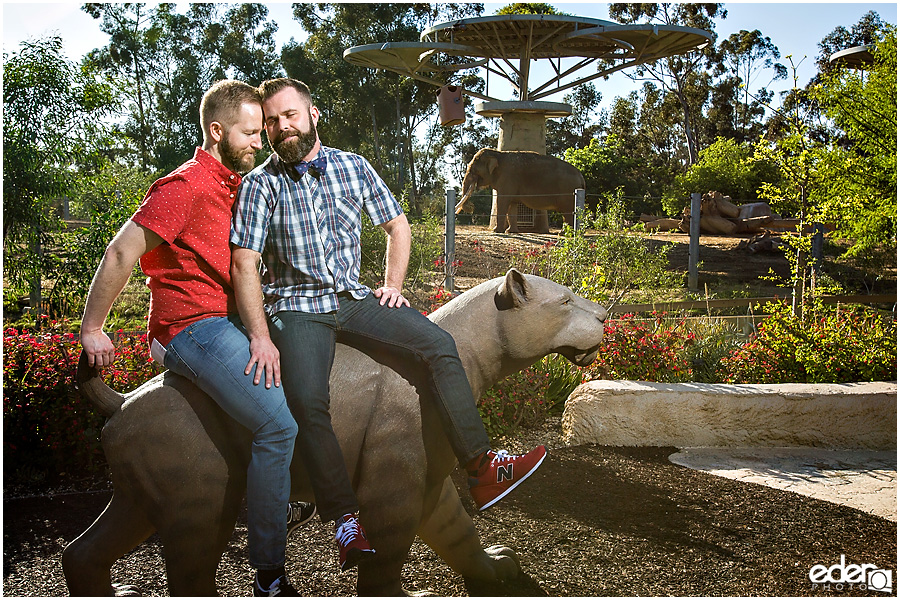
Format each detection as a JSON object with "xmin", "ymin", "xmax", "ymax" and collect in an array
[
  {"xmin": 607, "ymin": 3, "xmax": 725, "ymax": 166},
  {"xmin": 546, "ymin": 83, "xmax": 606, "ymax": 157},
  {"xmin": 3, "ymin": 35, "xmax": 116, "ymax": 306},
  {"xmin": 82, "ymin": 3, "xmax": 282, "ymax": 174},
  {"xmin": 715, "ymin": 29, "xmax": 787, "ymax": 142},
  {"xmin": 285, "ymin": 3, "xmax": 483, "ymax": 213},
  {"xmin": 815, "ymin": 10, "xmax": 888, "ymax": 72}
]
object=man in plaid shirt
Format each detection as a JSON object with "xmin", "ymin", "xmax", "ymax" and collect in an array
[{"xmin": 231, "ymin": 78, "xmax": 547, "ymax": 572}]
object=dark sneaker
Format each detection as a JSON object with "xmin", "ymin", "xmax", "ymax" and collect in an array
[
  {"xmin": 253, "ymin": 574, "xmax": 299, "ymax": 596},
  {"xmin": 334, "ymin": 513, "xmax": 376, "ymax": 571},
  {"xmin": 468, "ymin": 446, "xmax": 547, "ymax": 511},
  {"xmin": 286, "ymin": 501, "xmax": 317, "ymax": 536}
]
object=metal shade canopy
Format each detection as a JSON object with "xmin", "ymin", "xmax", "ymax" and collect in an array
[
  {"xmin": 344, "ymin": 14, "xmax": 713, "ymax": 102},
  {"xmin": 829, "ymin": 45, "xmax": 875, "ymax": 68}
]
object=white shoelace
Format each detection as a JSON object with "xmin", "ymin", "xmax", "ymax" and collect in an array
[
  {"xmin": 491, "ymin": 449, "xmax": 512, "ymax": 463},
  {"xmin": 335, "ymin": 517, "xmax": 362, "ymax": 546}
]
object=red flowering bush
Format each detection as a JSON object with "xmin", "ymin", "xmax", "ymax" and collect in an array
[
  {"xmin": 479, "ymin": 367, "xmax": 553, "ymax": 439},
  {"xmin": 719, "ymin": 302, "xmax": 896, "ymax": 383},
  {"xmin": 3, "ymin": 319, "xmax": 161, "ymax": 480},
  {"xmin": 478, "ymin": 356, "xmax": 583, "ymax": 439},
  {"xmin": 424, "ymin": 286, "xmax": 455, "ymax": 314},
  {"xmin": 580, "ymin": 315, "xmax": 696, "ymax": 382}
]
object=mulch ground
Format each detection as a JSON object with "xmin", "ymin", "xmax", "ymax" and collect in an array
[{"xmin": 4, "ymin": 445, "xmax": 896, "ymax": 597}]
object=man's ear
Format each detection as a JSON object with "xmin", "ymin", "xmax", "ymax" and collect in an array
[
  {"xmin": 310, "ymin": 105, "xmax": 320, "ymax": 127},
  {"xmin": 209, "ymin": 120, "xmax": 225, "ymax": 144}
]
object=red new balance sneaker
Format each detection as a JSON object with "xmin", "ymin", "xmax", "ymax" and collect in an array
[
  {"xmin": 467, "ymin": 446, "xmax": 547, "ymax": 511},
  {"xmin": 334, "ymin": 513, "xmax": 375, "ymax": 571}
]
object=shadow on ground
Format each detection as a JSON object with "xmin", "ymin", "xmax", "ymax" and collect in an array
[{"xmin": 4, "ymin": 445, "xmax": 896, "ymax": 596}]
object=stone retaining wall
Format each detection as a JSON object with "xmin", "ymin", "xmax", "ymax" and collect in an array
[{"xmin": 561, "ymin": 380, "xmax": 897, "ymax": 450}]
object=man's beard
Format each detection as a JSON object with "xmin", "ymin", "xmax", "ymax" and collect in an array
[
  {"xmin": 272, "ymin": 116, "xmax": 318, "ymax": 164},
  {"xmin": 220, "ymin": 134, "xmax": 257, "ymax": 174}
]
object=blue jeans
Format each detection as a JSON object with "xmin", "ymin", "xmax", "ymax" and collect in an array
[
  {"xmin": 164, "ymin": 315, "xmax": 298, "ymax": 570},
  {"xmin": 269, "ymin": 292, "xmax": 491, "ymax": 522}
]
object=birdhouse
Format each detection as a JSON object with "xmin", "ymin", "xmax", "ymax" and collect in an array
[{"xmin": 436, "ymin": 85, "xmax": 465, "ymax": 126}]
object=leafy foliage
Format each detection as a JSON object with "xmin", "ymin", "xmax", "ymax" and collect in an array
[
  {"xmin": 665, "ymin": 136, "xmax": 780, "ymax": 213},
  {"xmin": 3, "ymin": 36, "xmax": 117, "ymax": 301},
  {"xmin": 46, "ymin": 165, "xmax": 154, "ymax": 316},
  {"xmin": 811, "ymin": 25, "xmax": 897, "ymax": 264},
  {"xmin": 719, "ymin": 301, "xmax": 896, "ymax": 383}
]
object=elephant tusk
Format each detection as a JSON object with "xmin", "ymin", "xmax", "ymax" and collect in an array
[{"xmin": 454, "ymin": 189, "xmax": 474, "ymax": 214}]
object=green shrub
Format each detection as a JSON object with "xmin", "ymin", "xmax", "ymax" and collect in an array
[
  {"xmin": 359, "ymin": 209, "xmax": 443, "ymax": 292},
  {"xmin": 477, "ymin": 355, "xmax": 583, "ymax": 440},
  {"xmin": 508, "ymin": 222, "xmax": 681, "ymax": 305},
  {"xmin": 719, "ymin": 301, "xmax": 897, "ymax": 383}
]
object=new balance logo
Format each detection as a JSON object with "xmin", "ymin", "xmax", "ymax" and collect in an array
[{"xmin": 496, "ymin": 464, "xmax": 514, "ymax": 483}]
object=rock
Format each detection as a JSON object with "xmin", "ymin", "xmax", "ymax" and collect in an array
[{"xmin": 561, "ymin": 380, "xmax": 897, "ymax": 450}]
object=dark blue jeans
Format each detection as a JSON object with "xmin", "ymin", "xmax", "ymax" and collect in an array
[{"xmin": 269, "ymin": 292, "xmax": 490, "ymax": 521}]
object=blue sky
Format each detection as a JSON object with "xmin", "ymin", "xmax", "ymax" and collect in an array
[{"xmin": 3, "ymin": 1, "xmax": 896, "ymax": 111}]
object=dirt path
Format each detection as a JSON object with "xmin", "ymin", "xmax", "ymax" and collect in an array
[
  {"xmin": 447, "ymin": 225, "xmax": 793, "ymax": 298},
  {"xmin": 4, "ymin": 444, "xmax": 895, "ymax": 597}
]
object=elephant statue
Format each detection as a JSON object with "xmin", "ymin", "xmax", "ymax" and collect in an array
[
  {"xmin": 455, "ymin": 148, "xmax": 585, "ymax": 234},
  {"xmin": 63, "ymin": 270, "xmax": 607, "ymax": 596}
]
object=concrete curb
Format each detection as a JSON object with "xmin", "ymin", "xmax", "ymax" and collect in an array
[{"xmin": 561, "ymin": 380, "xmax": 897, "ymax": 450}]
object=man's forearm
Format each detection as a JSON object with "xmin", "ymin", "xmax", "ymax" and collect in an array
[
  {"xmin": 383, "ymin": 216, "xmax": 411, "ymax": 291},
  {"xmin": 82, "ymin": 221, "xmax": 158, "ymax": 334},
  {"xmin": 231, "ymin": 247, "xmax": 273, "ymax": 342},
  {"xmin": 81, "ymin": 250, "xmax": 135, "ymax": 333}
]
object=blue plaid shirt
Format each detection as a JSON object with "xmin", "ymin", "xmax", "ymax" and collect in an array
[{"xmin": 231, "ymin": 146, "xmax": 403, "ymax": 315}]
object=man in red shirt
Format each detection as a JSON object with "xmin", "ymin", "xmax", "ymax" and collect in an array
[{"xmin": 80, "ymin": 80, "xmax": 306, "ymax": 596}]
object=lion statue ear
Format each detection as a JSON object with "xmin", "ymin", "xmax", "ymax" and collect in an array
[{"xmin": 495, "ymin": 268, "xmax": 528, "ymax": 310}]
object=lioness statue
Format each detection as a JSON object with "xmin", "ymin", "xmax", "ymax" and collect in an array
[{"xmin": 63, "ymin": 270, "xmax": 607, "ymax": 596}]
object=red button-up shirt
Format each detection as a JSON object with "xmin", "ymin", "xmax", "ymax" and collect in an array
[{"xmin": 132, "ymin": 147, "xmax": 240, "ymax": 347}]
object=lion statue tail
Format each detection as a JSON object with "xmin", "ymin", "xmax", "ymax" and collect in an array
[{"xmin": 75, "ymin": 350, "xmax": 126, "ymax": 417}]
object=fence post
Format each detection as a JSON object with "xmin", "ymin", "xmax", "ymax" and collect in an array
[
  {"xmin": 574, "ymin": 188, "xmax": 585, "ymax": 231},
  {"xmin": 688, "ymin": 192, "xmax": 701, "ymax": 292},
  {"xmin": 444, "ymin": 188, "xmax": 456, "ymax": 293}
]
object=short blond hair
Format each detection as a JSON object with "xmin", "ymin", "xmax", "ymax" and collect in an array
[{"xmin": 199, "ymin": 80, "xmax": 261, "ymax": 141}]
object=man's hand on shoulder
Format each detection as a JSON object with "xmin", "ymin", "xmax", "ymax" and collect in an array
[
  {"xmin": 373, "ymin": 286, "xmax": 410, "ymax": 308},
  {"xmin": 81, "ymin": 328, "xmax": 116, "ymax": 368}
]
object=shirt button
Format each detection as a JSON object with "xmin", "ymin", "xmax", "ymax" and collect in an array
[
  {"xmin": 229, "ymin": 175, "xmax": 235, "ymax": 180},
  {"xmin": 230, "ymin": 194, "xmax": 235, "ymax": 199}
]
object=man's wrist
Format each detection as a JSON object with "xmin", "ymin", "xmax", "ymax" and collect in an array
[{"xmin": 80, "ymin": 324, "xmax": 105, "ymax": 337}]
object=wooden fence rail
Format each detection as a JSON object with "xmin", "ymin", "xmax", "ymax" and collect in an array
[{"xmin": 609, "ymin": 294, "xmax": 897, "ymax": 315}]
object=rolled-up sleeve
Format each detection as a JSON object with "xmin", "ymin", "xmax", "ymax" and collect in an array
[{"xmin": 358, "ymin": 156, "xmax": 403, "ymax": 226}]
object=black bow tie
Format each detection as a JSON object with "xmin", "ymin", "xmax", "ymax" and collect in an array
[{"xmin": 295, "ymin": 155, "xmax": 327, "ymax": 178}]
